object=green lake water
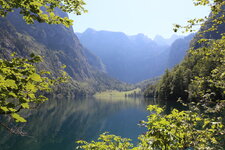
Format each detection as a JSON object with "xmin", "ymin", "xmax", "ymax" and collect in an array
[{"xmin": 0, "ymin": 96, "xmax": 160, "ymax": 150}]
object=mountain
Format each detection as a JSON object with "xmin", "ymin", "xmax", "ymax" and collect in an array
[
  {"xmin": 146, "ymin": 11, "xmax": 225, "ymax": 102},
  {"xmin": 77, "ymin": 29, "xmax": 193, "ymax": 83},
  {"xmin": 167, "ymin": 33, "xmax": 195, "ymax": 68},
  {"xmin": 154, "ymin": 34, "xmax": 184, "ymax": 46},
  {"xmin": 77, "ymin": 29, "xmax": 167, "ymax": 83},
  {"xmin": 0, "ymin": 10, "xmax": 130, "ymax": 95}
]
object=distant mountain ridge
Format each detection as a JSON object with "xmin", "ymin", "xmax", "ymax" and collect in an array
[
  {"xmin": 77, "ymin": 28, "xmax": 193, "ymax": 83},
  {"xmin": 154, "ymin": 34, "xmax": 184, "ymax": 46}
]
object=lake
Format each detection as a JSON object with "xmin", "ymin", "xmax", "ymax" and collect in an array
[{"xmin": 0, "ymin": 96, "xmax": 160, "ymax": 150}]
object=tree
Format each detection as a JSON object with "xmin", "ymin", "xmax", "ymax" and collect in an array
[
  {"xmin": 77, "ymin": 105, "xmax": 224, "ymax": 150},
  {"xmin": 78, "ymin": 0, "xmax": 225, "ymax": 149},
  {"xmin": 174, "ymin": 0, "xmax": 225, "ymax": 33},
  {"xmin": 0, "ymin": 53, "xmax": 67, "ymax": 132},
  {"xmin": 0, "ymin": 0, "xmax": 87, "ymax": 27},
  {"xmin": 77, "ymin": 133, "xmax": 134, "ymax": 150},
  {"xmin": 0, "ymin": 0, "xmax": 75, "ymax": 134},
  {"xmin": 153, "ymin": 0, "xmax": 225, "ymax": 103}
]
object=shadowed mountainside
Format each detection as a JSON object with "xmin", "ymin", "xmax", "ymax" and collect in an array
[{"xmin": 0, "ymin": 10, "xmax": 131, "ymax": 95}]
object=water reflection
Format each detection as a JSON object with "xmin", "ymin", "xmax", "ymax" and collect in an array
[{"xmin": 0, "ymin": 96, "xmax": 159, "ymax": 150}]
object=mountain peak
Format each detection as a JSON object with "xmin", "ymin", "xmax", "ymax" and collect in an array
[
  {"xmin": 83, "ymin": 28, "xmax": 96, "ymax": 34},
  {"xmin": 136, "ymin": 33, "xmax": 150, "ymax": 40},
  {"xmin": 154, "ymin": 35, "xmax": 168, "ymax": 46},
  {"xmin": 129, "ymin": 33, "xmax": 153, "ymax": 43},
  {"xmin": 154, "ymin": 35, "xmax": 165, "ymax": 40},
  {"xmin": 154, "ymin": 34, "xmax": 184, "ymax": 46}
]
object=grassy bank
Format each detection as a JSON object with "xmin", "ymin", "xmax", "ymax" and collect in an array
[{"xmin": 94, "ymin": 88, "xmax": 141, "ymax": 98}]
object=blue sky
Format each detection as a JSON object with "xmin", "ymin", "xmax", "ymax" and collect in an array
[{"xmin": 69, "ymin": 0, "xmax": 210, "ymax": 38}]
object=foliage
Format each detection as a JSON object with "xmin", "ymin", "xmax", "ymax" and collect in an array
[
  {"xmin": 143, "ymin": 83, "xmax": 156, "ymax": 98},
  {"xmin": 138, "ymin": 105, "xmax": 224, "ymax": 150},
  {"xmin": 0, "ymin": 0, "xmax": 87, "ymax": 27},
  {"xmin": 77, "ymin": 132, "xmax": 134, "ymax": 150},
  {"xmin": 152, "ymin": 30, "xmax": 225, "ymax": 102},
  {"xmin": 0, "ymin": 53, "xmax": 67, "ymax": 123},
  {"xmin": 174, "ymin": 0, "xmax": 225, "ymax": 33},
  {"xmin": 77, "ymin": 105, "xmax": 224, "ymax": 150},
  {"xmin": 146, "ymin": 0, "xmax": 225, "ymax": 102},
  {"xmin": 188, "ymin": 37, "xmax": 225, "ymax": 100},
  {"xmin": 80, "ymin": 1, "xmax": 225, "ymax": 149},
  {"xmin": 143, "ymin": 1, "xmax": 225, "ymax": 148}
]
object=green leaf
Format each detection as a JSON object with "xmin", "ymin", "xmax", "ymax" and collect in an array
[
  {"xmin": 11, "ymin": 113, "xmax": 27, "ymax": 122},
  {"xmin": 28, "ymin": 93, "xmax": 35, "ymax": 99},
  {"xmin": 9, "ymin": 92, "xmax": 17, "ymax": 97},
  {"xmin": 8, "ymin": 108, "xmax": 17, "ymax": 112},
  {"xmin": 26, "ymin": 83, "xmax": 37, "ymax": 92},
  {"xmin": 61, "ymin": 65, "xmax": 67, "ymax": 69},
  {"xmin": 5, "ymin": 79, "xmax": 17, "ymax": 88},
  {"xmin": 30, "ymin": 73, "xmax": 42, "ymax": 82},
  {"xmin": 30, "ymin": 1, "xmax": 42, "ymax": 7},
  {"xmin": 0, "ymin": 106, "xmax": 9, "ymax": 112},
  {"xmin": 21, "ymin": 103, "xmax": 29, "ymax": 109},
  {"xmin": 10, "ymin": 52, "xmax": 16, "ymax": 57}
]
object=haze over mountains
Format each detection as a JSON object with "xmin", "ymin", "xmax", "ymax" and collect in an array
[
  {"xmin": 0, "ymin": 10, "xmax": 131, "ymax": 95},
  {"xmin": 0, "ymin": 8, "xmax": 195, "ymax": 92},
  {"xmin": 154, "ymin": 34, "xmax": 184, "ymax": 46},
  {"xmin": 77, "ymin": 28, "xmax": 194, "ymax": 83}
]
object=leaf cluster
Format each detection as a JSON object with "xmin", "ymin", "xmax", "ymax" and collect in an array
[
  {"xmin": 77, "ymin": 132, "xmax": 134, "ymax": 150},
  {"xmin": 0, "ymin": 53, "xmax": 68, "ymax": 123},
  {"xmin": 153, "ymin": 35, "xmax": 225, "ymax": 103},
  {"xmin": 174, "ymin": 0, "xmax": 225, "ymax": 33},
  {"xmin": 138, "ymin": 105, "xmax": 223, "ymax": 150},
  {"xmin": 77, "ymin": 105, "xmax": 224, "ymax": 150},
  {"xmin": 0, "ymin": 0, "xmax": 87, "ymax": 27}
]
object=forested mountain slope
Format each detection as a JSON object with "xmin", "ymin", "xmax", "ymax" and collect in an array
[
  {"xmin": 0, "ymin": 10, "xmax": 129, "ymax": 95},
  {"xmin": 145, "ymin": 12, "xmax": 225, "ymax": 102}
]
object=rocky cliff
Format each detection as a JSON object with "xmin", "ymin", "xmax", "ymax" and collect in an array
[{"xmin": 0, "ymin": 10, "xmax": 128, "ymax": 95}]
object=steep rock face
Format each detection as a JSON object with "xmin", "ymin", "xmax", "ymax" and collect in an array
[
  {"xmin": 167, "ymin": 34, "xmax": 195, "ymax": 68},
  {"xmin": 83, "ymin": 48, "xmax": 106, "ymax": 73},
  {"xmin": 191, "ymin": 10, "xmax": 225, "ymax": 49},
  {"xmin": 0, "ymin": 10, "xmax": 128, "ymax": 94},
  {"xmin": 0, "ymin": 10, "xmax": 106, "ymax": 80}
]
